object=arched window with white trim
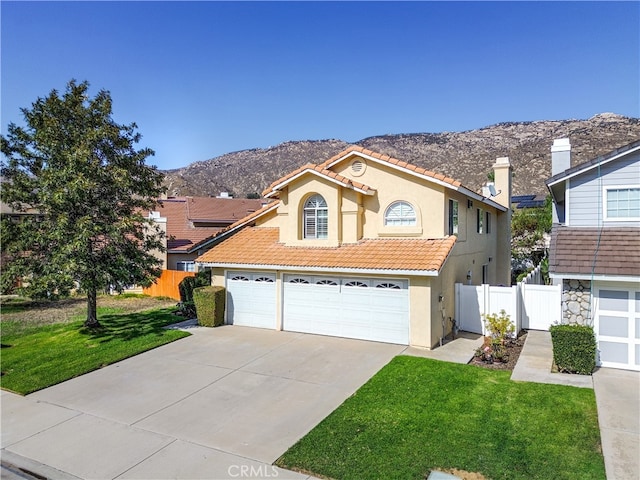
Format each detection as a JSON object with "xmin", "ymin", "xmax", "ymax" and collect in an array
[
  {"xmin": 303, "ymin": 194, "xmax": 328, "ymax": 239},
  {"xmin": 384, "ymin": 201, "xmax": 417, "ymax": 226}
]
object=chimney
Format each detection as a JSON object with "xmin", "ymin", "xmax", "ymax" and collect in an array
[
  {"xmin": 491, "ymin": 157, "xmax": 512, "ymax": 208},
  {"xmin": 551, "ymin": 138, "xmax": 571, "ymax": 176}
]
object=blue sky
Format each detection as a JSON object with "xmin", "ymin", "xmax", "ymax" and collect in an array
[{"xmin": 2, "ymin": 1, "xmax": 638, "ymax": 171}]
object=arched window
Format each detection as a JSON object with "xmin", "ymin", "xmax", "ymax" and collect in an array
[
  {"xmin": 303, "ymin": 194, "xmax": 328, "ymax": 239},
  {"xmin": 384, "ymin": 201, "xmax": 416, "ymax": 226}
]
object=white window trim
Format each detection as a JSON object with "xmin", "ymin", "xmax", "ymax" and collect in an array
[
  {"xmin": 379, "ymin": 199, "xmax": 422, "ymax": 236},
  {"xmin": 303, "ymin": 194, "xmax": 328, "ymax": 239},
  {"xmin": 449, "ymin": 199, "xmax": 459, "ymax": 236},
  {"xmin": 384, "ymin": 201, "xmax": 417, "ymax": 226},
  {"xmin": 603, "ymin": 185, "xmax": 640, "ymax": 222},
  {"xmin": 476, "ymin": 208, "xmax": 484, "ymax": 234},
  {"xmin": 176, "ymin": 261, "xmax": 196, "ymax": 272}
]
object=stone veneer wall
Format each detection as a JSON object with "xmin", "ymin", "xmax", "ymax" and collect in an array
[{"xmin": 562, "ymin": 279, "xmax": 592, "ymax": 325}]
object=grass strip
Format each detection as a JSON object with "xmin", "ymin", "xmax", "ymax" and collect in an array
[
  {"xmin": 1, "ymin": 307, "xmax": 189, "ymax": 394},
  {"xmin": 277, "ymin": 356, "xmax": 604, "ymax": 480}
]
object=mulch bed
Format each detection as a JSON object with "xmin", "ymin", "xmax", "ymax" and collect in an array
[{"xmin": 468, "ymin": 332, "xmax": 527, "ymax": 371}]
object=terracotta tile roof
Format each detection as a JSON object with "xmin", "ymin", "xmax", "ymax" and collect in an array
[
  {"xmin": 197, "ymin": 227, "xmax": 456, "ymax": 273},
  {"xmin": 549, "ymin": 226, "xmax": 640, "ymax": 277},
  {"xmin": 262, "ymin": 163, "xmax": 375, "ymax": 198},
  {"xmin": 318, "ymin": 145, "xmax": 463, "ymax": 188},
  {"xmin": 189, "ymin": 201, "xmax": 280, "ymax": 251},
  {"xmin": 158, "ymin": 197, "xmax": 263, "ymax": 252}
]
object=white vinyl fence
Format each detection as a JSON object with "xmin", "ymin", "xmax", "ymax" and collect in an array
[{"xmin": 455, "ymin": 281, "xmax": 561, "ymax": 335}]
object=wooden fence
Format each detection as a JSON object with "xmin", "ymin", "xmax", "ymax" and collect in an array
[{"xmin": 143, "ymin": 270, "xmax": 195, "ymax": 301}]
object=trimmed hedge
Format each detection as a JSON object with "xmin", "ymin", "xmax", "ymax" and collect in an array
[
  {"xmin": 193, "ymin": 286, "xmax": 225, "ymax": 327},
  {"xmin": 178, "ymin": 270, "xmax": 212, "ymax": 303},
  {"xmin": 549, "ymin": 324, "xmax": 596, "ymax": 375}
]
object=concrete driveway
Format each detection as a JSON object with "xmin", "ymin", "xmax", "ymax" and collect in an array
[
  {"xmin": 1, "ymin": 325, "xmax": 405, "ymax": 479},
  {"xmin": 592, "ymin": 368, "xmax": 640, "ymax": 480}
]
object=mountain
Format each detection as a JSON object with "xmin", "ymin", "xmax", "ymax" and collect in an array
[{"xmin": 162, "ymin": 113, "xmax": 640, "ymax": 199}]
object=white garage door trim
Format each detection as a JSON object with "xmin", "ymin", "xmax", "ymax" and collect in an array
[
  {"xmin": 226, "ymin": 271, "xmax": 277, "ymax": 329},
  {"xmin": 594, "ymin": 282, "xmax": 640, "ymax": 371},
  {"xmin": 283, "ymin": 274, "xmax": 410, "ymax": 345}
]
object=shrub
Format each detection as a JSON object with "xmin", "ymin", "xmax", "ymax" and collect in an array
[
  {"xmin": 193, "ymin": 286, "xmax": 225, "ymax": 327},
  {"xmin": 483, "ymin": 310, "xmax": 515, "ymax": 344},
  {"xmin": 549, "ymin": 324, "xmax": 596, "ymax": 375},
  {"xmin": 178, "ymin": 270, "xmax": 212, "ymax": 303},
  {"xmin": 178, "ymin": 276, "xmax": 197, "ymax": 303}
]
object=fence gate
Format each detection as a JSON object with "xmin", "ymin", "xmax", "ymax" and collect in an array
[{"xmin": 455, "ymin": 282, "xmax": 561, "ymax": 335}]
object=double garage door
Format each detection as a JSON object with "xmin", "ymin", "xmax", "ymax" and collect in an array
[
  {"xmin": 226, "ymin": 272, "xmax": 409, "ymax": 345},
  {"xmin": 595, "ymin": 283, "xmax": 640, "ymax": 371}
]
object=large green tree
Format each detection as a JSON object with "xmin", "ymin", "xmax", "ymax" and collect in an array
[{"xmin": 1, "ymin": 80, "xmax": 166, "ymax": 328}]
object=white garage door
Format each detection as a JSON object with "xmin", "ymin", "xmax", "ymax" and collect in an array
[
  {"xmin": 226, "ymin": 272, "xmax": 276, "ymax": 329},
  {"xmin": 283, "ymin": 275, "xmax": 409, "ymax": 344},
  {"xmin": 595, "ymin": 283, "xmax": 640, "ymax": 371}
]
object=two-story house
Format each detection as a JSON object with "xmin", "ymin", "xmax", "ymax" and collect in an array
[
  {"xmin": 196, "ymin": 146, "xmax": 512, "ymax": 349},
  {"xmin": 547, "ymin": 138, "xmax": 640, "ymax": 371}
]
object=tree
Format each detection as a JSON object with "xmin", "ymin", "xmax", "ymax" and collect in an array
[
  {"xmin": 511, "ymin": 195, "xmax": 553, "ymax": 284},
  {"xmin": 1, "ymin": 80, "xmax": 166, "ymax": 328}
]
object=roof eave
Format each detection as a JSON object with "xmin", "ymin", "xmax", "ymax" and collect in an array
[
  {"xmin": 549, "ymin": 272, "xmax": 640, "ymax": 283},
  {"xmin": 323, "ymin": 150, "xmax": 507, "ymax": 211},
  {"xmin": 546, "ymin": 143, "xmax": 640, "ymax": 187},
  {"xmin": 264, "ymin": 168, "xmax": 375, "ymax": 197},
  {"xmin": 195, "ymin": 262, "xmax": 442, "ymax": 277}
]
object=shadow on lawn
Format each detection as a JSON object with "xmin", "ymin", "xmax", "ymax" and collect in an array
[{"xmin": 81, "ymin": 309, "xmax": 178, "ymax": 343}]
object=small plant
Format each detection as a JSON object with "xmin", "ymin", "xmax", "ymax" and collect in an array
[
  {"xmin": 483, "ymin": 309, "xmax": 515, "ymax": 344},
  {"xmin": 474, "ymin": 340, "xmax": 509, "ymax": 364}
]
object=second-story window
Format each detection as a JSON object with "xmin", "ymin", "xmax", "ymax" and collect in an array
[
  {"xmin": 605, "ymin": 187, "xmax": 640, "ymax": 220},
  {"xmin": 304, "ymin": 194, "xmax": 328, "ymax": 239},
  {"xmin": 384, "ymin": 201, "xmax": 417, "ymax": 226},
  {"xmin": 477, "ymin": 208, "xmax": 484, "ymax": 234},
  {"xmin": 448, "ymin": 199, "xmax": 459, "ymax": 235}
]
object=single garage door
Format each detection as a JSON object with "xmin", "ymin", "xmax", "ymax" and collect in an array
[
  {"xmin": 226, "ymin": 271, "xmax": 276, "ymax": 329},
  {"xmin": 283, "ymin": 275, "xmax": 409, "ymax": 344},
  {"xmin": 594, "ymin": 283, "xmax": 640, "ymax": 371}
]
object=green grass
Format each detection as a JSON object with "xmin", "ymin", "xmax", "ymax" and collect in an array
[
  {"xmin": 277, "ymin": 356, "xmax": 605, "ymax": 480},
  {"xmin": 1, "ymin": 307, "xmax": 190, "ymax": 394}
]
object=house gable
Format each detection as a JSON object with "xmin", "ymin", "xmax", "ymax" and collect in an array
[
  {"xmin": 547, "ymin": 140, "xmax": 640, "ymax": 227},
  {"xmin": 262, "ymin": 147, "xmax": 508, "ymax": 248}
]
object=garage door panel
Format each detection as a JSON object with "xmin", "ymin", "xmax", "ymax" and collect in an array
[
  {"xmin": 595, "ymin": 283, "xmax": 640, "ymax": 371},
  {"xmin": 599, "ymin": 316, "xmax": 629, "ymax": 337},
  {"xmin": 226, "ymin": 272, "xmax": 276, "ymax": 329},
  {"xmin": 283, "ymin": 275, "xmax": 409, "ymax": 345}
]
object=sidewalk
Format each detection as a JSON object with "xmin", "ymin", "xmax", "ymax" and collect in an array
[{"xmin": 511, "ymin": 330, "xmax": 593, "ymax": 388}]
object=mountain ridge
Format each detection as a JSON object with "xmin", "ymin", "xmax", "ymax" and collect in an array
[{"xmin": 162, "ymin": 113, "xmax": 640, "ymax": 198}]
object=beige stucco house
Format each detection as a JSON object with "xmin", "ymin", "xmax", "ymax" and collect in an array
[{"xmin": 197, "ymin": 146, "xmax": 512, "ymax": 348}]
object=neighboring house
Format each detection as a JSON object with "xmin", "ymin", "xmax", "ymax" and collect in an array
[
  {"xmin": 511, "ymin": 194, "xmax": 546, "ymax": 209},
  {"xmin": 546, "ymin": 138, "xmax": 640, "ymax": 371},
  {"xmin": 196, "ymin": 146, "xmax": 512, "ymax": 349},
  {"xmin": 150, "ymin": 196, "xmax": 264, "ymax": 271}
]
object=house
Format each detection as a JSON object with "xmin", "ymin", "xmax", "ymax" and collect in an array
[
  {"xmin": 511, "ymin": 194, "xmax": 547, "ymax": 209},
  {"xmin": 150, "ymin": 196, "xmax": 264, "ymax": 271},
  {"xmin": 196, "ymin": 146, "xmax": 512, "ymax": 349},
  {"xmin": 546, "ymin": 138, "xmax": 640, "ymax": 371}
]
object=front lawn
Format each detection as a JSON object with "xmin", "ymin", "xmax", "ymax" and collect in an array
[
  {"xmin": 277, "ymin": 356, "xmax": 604, "ymax": 480},
  {"xmin": 1, "ymin": 296, "xmax": 190, "ymax": 395}
]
